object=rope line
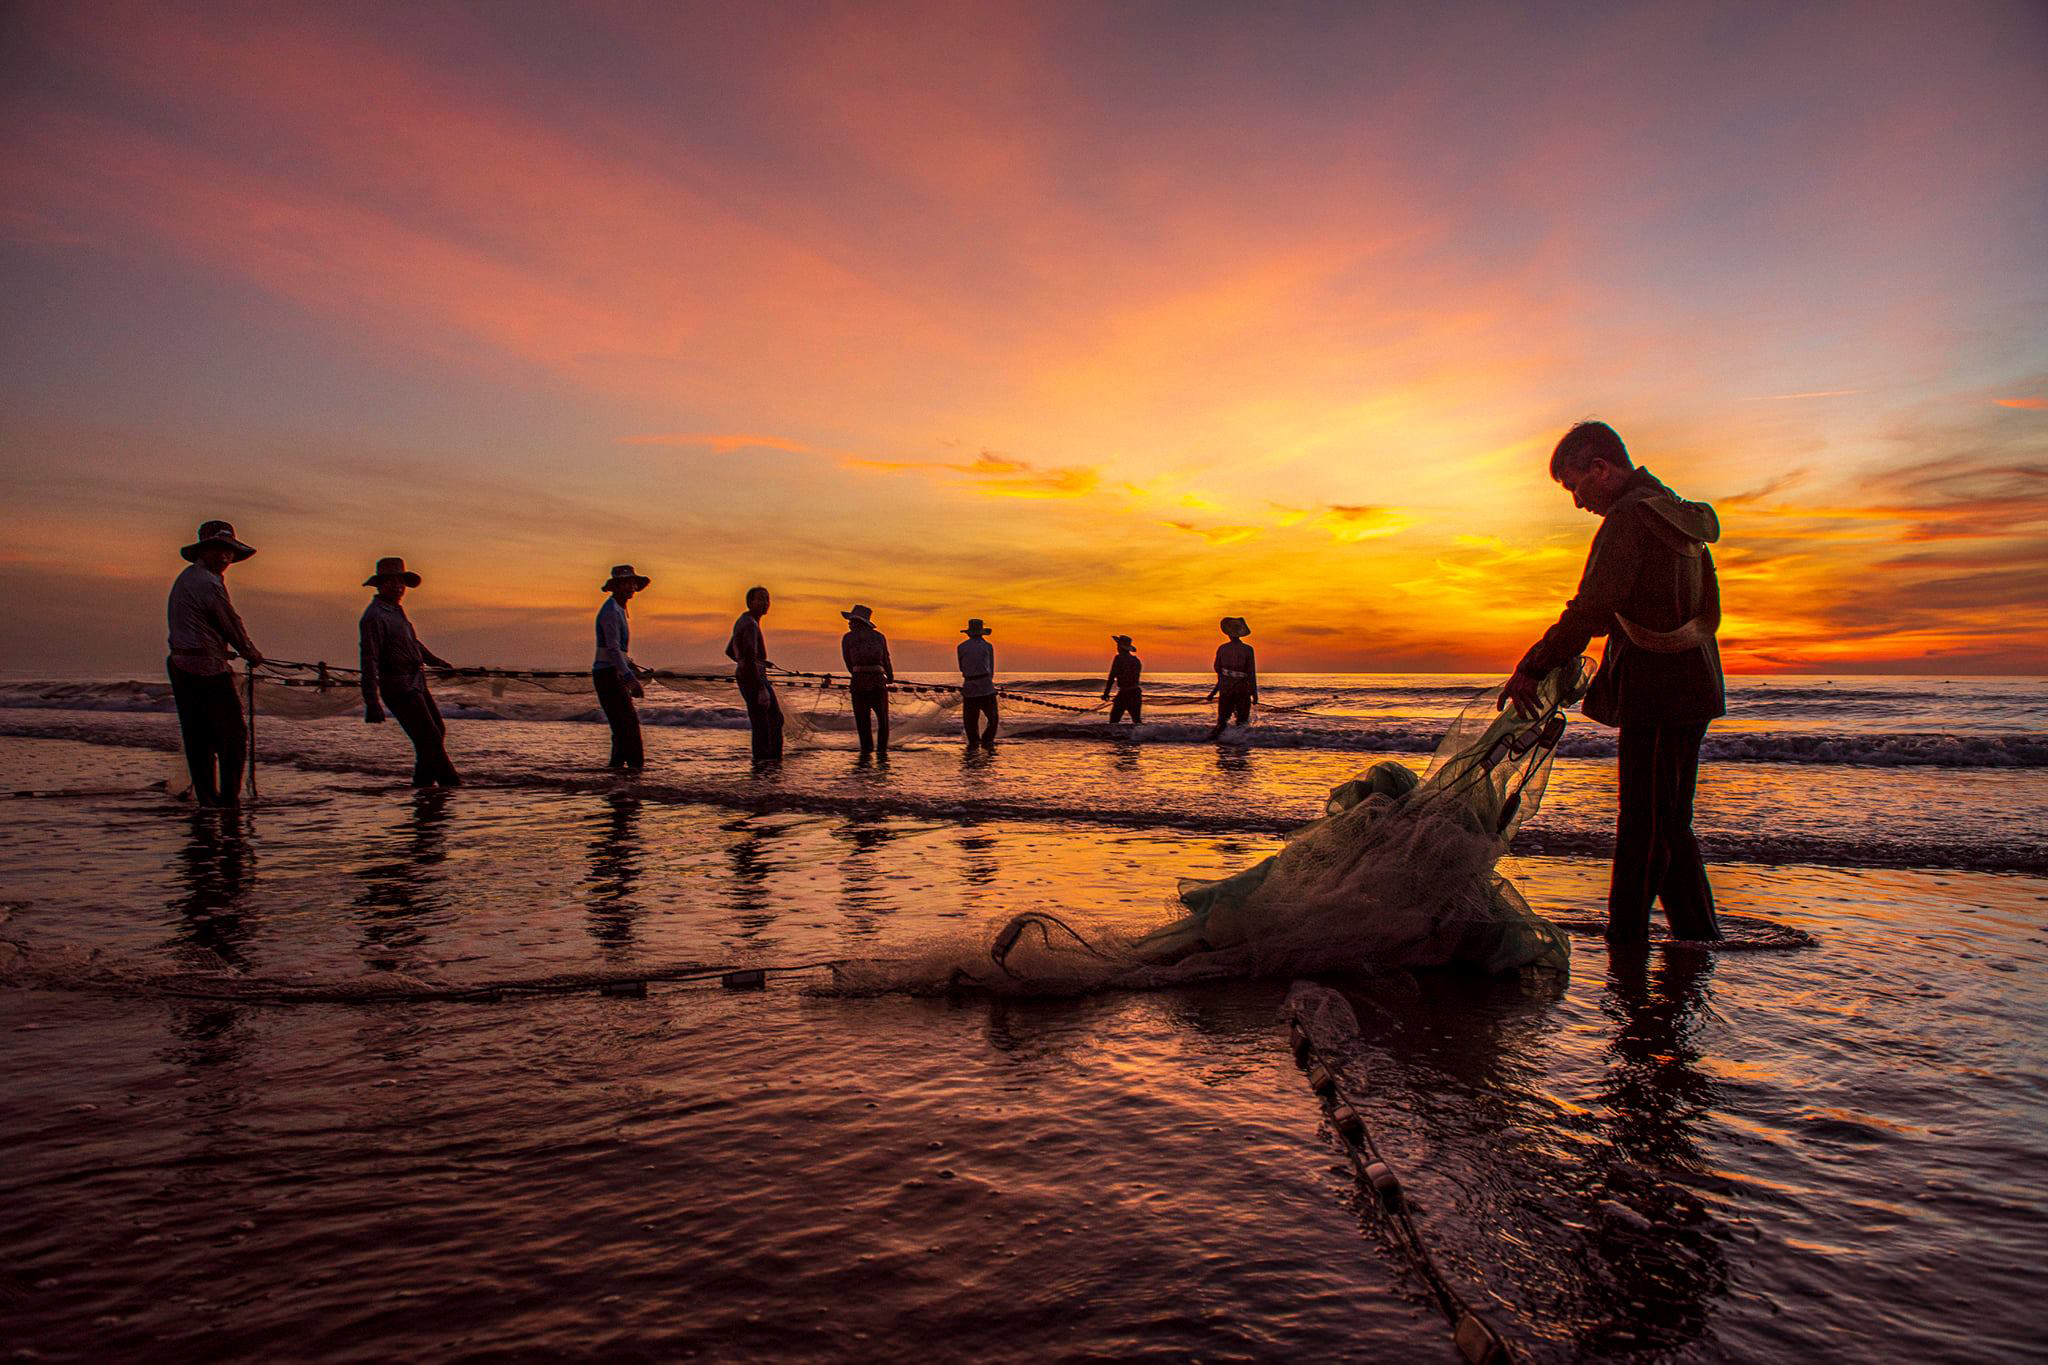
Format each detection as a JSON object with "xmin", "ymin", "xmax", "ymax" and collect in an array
[{"xmin": 1286, "ymin": 1007, "xmax": 1518, "ymax": 1365}]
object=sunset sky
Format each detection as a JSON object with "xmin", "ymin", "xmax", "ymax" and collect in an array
[{"xmin": 2, "ymin": 0, "xmax": 2044, "ymax": 675}]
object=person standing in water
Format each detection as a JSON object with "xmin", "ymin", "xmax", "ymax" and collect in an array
[
  {"xmin": 727, "ymin": 586, "xmax": 782, "ymax": 763},
  {"xmin": 1102, "ymin": 634, "xmax": 1143, "ymax": 723},
  {"xmin": 166, "ymin": 520, "xmax": 264, "ymax": 806},
  {"xmin": 1499, "ymin": 420, "xmax": 1724, "ymax": 944},
  {"xmin": 1205, "ymin": 617, "xmax": 1257, "ymax": 739},
  {"xmin": 839, "ymin": 604, "xmax": 895, "ymax": 757},
  {"xmin": 594, "ymin": 565, "xmax": 649, "ymax": 772},
  {"xmin": 359, "ymin": 557, "xmax": 462, "ymax": 788},
  {"xmin": 957, "ymin": 618, "xmax": 998, "ymax": 749}
]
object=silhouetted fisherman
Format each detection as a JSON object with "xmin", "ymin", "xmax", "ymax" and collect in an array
[
  {"xmin": 359, "ymin": 557, "xmax": 461, "ymax": 788},
  {"xmin": 166, "ymin": 520, "xmax": 264, "ymax": 806},
  {"xmin": 840, "ymin": 604, "xmax": 894, "ymax": 756},
  {"xmin": 595, "ymin": 565, "xmax": 649, "ymax": 771},
  {"xmin": 957, "ymin": 618, "xmax": 998, "ymax": 749},
  {"xmin": 1500, "ymin": 420, "xmax": 1723, "ymax": 944},
  {"xmin": 727, "ymin": 586, "xmax": 782, "ymax": 763},
  {"xmin": 1102, "ymin": 634, "xmax": 1143, "ymax": 723},
  {"xmin": 1205, "ymin": 616, "xmax": 1257, "ymax": 738}
]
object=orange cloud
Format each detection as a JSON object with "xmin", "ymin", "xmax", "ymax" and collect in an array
[
  {"xmin": 845, "ymin": 452, "xmax": 1100, "ymax": 498},
  {"xmin": 620, "ymin": 433, "xmax": 814, "ymax": 454},
  {"xmin": 1996, "ymin": 397, "xmax": 2047, "ymax": 410}
]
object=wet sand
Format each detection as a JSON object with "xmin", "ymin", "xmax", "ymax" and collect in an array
[{"xmin": 3, "ymin": 734, "xmax": 2044, "ymax": 1360}]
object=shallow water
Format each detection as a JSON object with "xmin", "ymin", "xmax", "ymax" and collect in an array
[{"xmin": 3, "ymin": 725, "xmax": 2045, "ymax": 1361}]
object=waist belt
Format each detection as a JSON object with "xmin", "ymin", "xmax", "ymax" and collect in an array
[
  {"xmin": 1220, "ymin": 668, "xmax": 1251, "ymax": 679},
  {"xmin": 964, "ymin": 672, "xmax": 991, "ymax": 681},
  {"xmin": 1615, "ymin": 612, "xmax": 1716, "ymax": 653},
  {"xmin": 850, "ymin": 665, "xmax": 888, "ymax": 675},
  {"xmin": 169, "ymin": 647, "xmax": 225, "ymax": 659}
]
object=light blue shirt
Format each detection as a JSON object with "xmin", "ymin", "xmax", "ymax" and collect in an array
[{"xmin": 595, "ymin": 596, "xmax": 634, "ymax": 676}]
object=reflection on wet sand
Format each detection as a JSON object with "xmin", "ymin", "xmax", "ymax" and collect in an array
[
  {"xmin": 585, "ymin": 793, "xmax": 642, "ymax": 951},
  {"xmin": 724, "ymin": 815, "xmax": 790, "ymax": 943},
  {"xmin": 164, "ymin": 809, "xmax": 257, "ymax": 1063},
  {"xmin": 1582, "ymin": 947, "xmax": 1728, "ymax": 1355},
  {"xmin": 353, "ymin": 793, "xmax": 452, "ymax": 972}
]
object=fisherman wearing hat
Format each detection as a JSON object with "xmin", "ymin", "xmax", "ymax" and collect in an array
[
  {"xmin": 957, "ymin": 618, "xmax": 998, "ymax": 749},
  {"xmin": 358, "ymin": 557, "xmax": 461, "ymax": 787},
  {"xmin": 726, "ymin": 586, "xmax": 782, "ymax": 763},
  {"xmin": 1101, "ymin": 635, "xmax": 1144, "ymax": 724},
  {"xmin": 595, "ymin": 565, "xmax": 650, "ymax": 771},
  {"xmin": 839, "ymin": 604, "xmax": 895, "ymax": 757},
  {"xmin": 166, "ymin": 520, "xmax": 264, "ymax": 805},
  {"xmin": 1205, "ymin": 616, "xmax": 1258, "ymax": 740}
]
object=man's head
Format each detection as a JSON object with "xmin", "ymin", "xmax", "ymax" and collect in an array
[
  {"xmin": 377, "ymin": 579, "xmax": 407, "ymax": 604},
  {"xmin": 746, "ymin": 585, "xmax": 771, "ymax": 616},
  {"xmin": 195, "ymin": 542, "xmax": 237, "ymax": 574},
  {"xmin": 1549, "ymin": 420, "xmax": 1635, "ymax": 515}
]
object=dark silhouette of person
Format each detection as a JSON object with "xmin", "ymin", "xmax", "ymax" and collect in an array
[
  {"xmin": 165, "ymin": 520, "xmax": 264, "ymax": 806},
  {"xmin": 1205, "ymin": 616, "xmax": 1257, "ymax": 738},
  {"xmin": 354, "ymin": 791, "xmax": 453, "ymax": 972},
  {"xmin": 359, "ymin": 557, "xmax": 461, "ymax": 787},
  {"xmin": 1102, "ymin": 634, "xmax": 1143, "ymax": 723},
  {"xmin": 957, "ymin": 617, "xmax": 998, "ymax": 749},
  {"xmin": 726, "ymin": 585, "xmax": 782, "ymax": 763},
  {"xmin": 594, "ymin": 564, "xmax": 649, "ymax": 771},
  {"xmin": 839, "ymin": 603, "xmax": 895, "ymax": 756},
  {"xmin": 1500, "ymin": 421, "xmax": 1723, "ymax": 944}
]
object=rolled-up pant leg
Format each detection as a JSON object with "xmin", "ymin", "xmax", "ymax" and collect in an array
[
  {"xmin": 384, "ymin": 684, "xmax": 460, "ymax": 787},
  {"xmin": 594, "ymin": 668, "xmax": 644, "ymax": 768},
  {"xmin": 1609, "ymin": 722, "xmax": 1717, "ymax": 942},
  {"xmin": 168, "ymin": 661, "xmax": 245, "ymax": 805}
]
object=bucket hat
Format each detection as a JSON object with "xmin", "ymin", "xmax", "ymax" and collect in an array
[
  {"xmin": 181, "ymin": 520, "xmax": 256, "ymax": 563},
  {"xmin": 364, "ymin": 556, "xmax": 422, "ymax": 588},
  {"xmin": 961, "ymin": 618, "xmax": 992, "ymax": 637},
  {"xmin": 603, "ymin": 564, "xmax": 651, "ymax": 592}
]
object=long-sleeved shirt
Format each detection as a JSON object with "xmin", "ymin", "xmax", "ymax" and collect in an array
[
  {"xmin": 1105, "ymin": 653, "xmax": 1142, "ymax": 693},
  {"xmin": 1214, "ymin": 641, "xmax": 1256, "ymax": 693},
  {"xmin": 840, "ymin": 626, "xmax": 894, "ymax": 682},
  {"xmin": 727, "ymin": 612, "xmax": 769, "ymax": 687},
  {"xmin": 594, "ymin": 596, "xmax": 634, "ymax": 676},
  {"xmin": 1516, "ymin": 465, "xmax": 1725, "ymax": 727},
  {"xmin": 166, "ymin": 563, "xmax": 257, "ymax": 676},
  {"xmin": 359, "ymin": 596, "xmax": 448, "ymax": 704},
  {"xmin": 957, "ymin": 638, "xmax": 996, "ymax": 698}
]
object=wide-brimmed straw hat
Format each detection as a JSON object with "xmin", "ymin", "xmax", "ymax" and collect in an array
[
  {"xmin": 603, "ymin": 564, "xmax": 651, "ymax": 592},
  {"xmin": 181, "ymin": 520, "xmax": 256, "ymax": 563},
  {"xmin": 842, "ymin": 604, "xmax": 875, "ymax": 625},
  {"xmin": 1112, "ymin": 634, "xmax": 1135, "ymax": 649},
  {"xmin": 1220, "ymin": 616, "xmax": 1251, "ymax": 638},
  {"xmin": 364, "ymin": 556, "xmax": 422, "ymax": 587},
  {"xmin": 961, "ymin": 618, "xmax": 992, "ymax": 636}
]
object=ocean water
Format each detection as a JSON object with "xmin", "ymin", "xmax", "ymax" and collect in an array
[{"xmin": 2, "ymin": 673, "xmax": 2044, "ymax": 1360}]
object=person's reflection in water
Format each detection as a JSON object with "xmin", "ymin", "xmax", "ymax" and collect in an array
[
  {"xmin": 1582, "ymin": 946, "xmax": 1730, "ymax": 1355},
  {"xmin": 585, "ymin": 793, "xmax": 642, "ymax": 952},
  {"xmin": 353, "ymin": 792, "xmax": 453, "ymax": 973},
  {"xmin": 164, "ymin": 810, "xmax": 258, "ymax": 1064},
  {"xmin": 169, "ymin": 810, "xmax": 256, "ymax": 971},
  {"xmin": 836, "ymin": 821, "xmax": 898, "ymax": 938},
  {"xmin": 956, "ymin": 831, "xmax": 999, "ymax": 890},
  {"xmin": 724, "ymin": 815, "xmax": 791, "ymax": 945}
]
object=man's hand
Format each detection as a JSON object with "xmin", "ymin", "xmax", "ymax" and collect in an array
[
  {"xmin": 1497, "ymin": 669, "xmax": 1542, "ymax": 719},
  {"xmin": 628, "ymin": 679, "xmax": 645, "ymax": 699},
  {"xmin": 365, "ymin": 704, "xmax": 385, "ymax": 725},
  {"xmin": 244, "ymin": 649, "xmax": 266, "ymax": 667}
]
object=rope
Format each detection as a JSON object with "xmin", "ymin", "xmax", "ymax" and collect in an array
[
  {"xmin": 68, "ymin": 958, "xmax": 848, "ymax": 1007},
  {"xmin": 1286, "ymin": 1008, "xmax": 1518, "ymax": 1365},
  {"xmin": 244, "ymin": 662, "xmax": 259, "ymax": 800}
]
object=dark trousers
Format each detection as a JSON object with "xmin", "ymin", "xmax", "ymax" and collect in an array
[
  {"xmin": 1609, "ymin": 721, "xmax": 1719, "ymax": 942},
  {"xmin": 742, "ymin": 682, "xmax": 784, "ymax": 762},
  {"xmin": 1214, "ymin": 690, "xmax": 1251, "ymax": 731},
  {"xmin": 963, "ymin": 694, "xmax": 999, "ymax": 746},
  {"xmin": 593, "ymin": 668, "xmax": 644, "ymax": 769},
  {"xmin": 168, "ymin": 661, "xmax": 245, "ymax": 806},
  {"xmin": 383, "ymin": 684, "xmax": 461, "ymax": 787},
  {"xmin": 852, "ymin": 681, "xmax": 890, "ymax": 753},
  {"xmin": 1109, "ymin": 688, "xmax": 1143, "ymax": 723}
]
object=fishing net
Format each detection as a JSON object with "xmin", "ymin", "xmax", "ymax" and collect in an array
[
  {"xmin": 830, "ymin": 659, "xmax": 1593, "ymax": 995},
  {"xmin": 245, "ymin": 661, "xmax": 996, "ymax": 749}
]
